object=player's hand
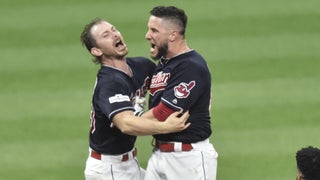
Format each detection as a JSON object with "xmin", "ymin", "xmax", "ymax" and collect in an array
[
  {"xmin": 163, "ymin": 111, "xmax": 191, "ymax": 133},
  {"xmin": 133, "ymin": 96, "xmax": 146, "ymax": 116}
]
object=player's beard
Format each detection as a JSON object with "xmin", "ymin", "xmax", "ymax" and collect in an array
[
  {"xmin": 152, "ymin": 42, "xmax": 168, "ymax": 60},
  {"xmin": 102, "ymin": 49, "xmax": 128, "ymax": 60}
]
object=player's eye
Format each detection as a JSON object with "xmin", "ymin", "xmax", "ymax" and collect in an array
[
  {"xmin": 112, "ymin": 26, "xmax": 118, "ymax": 32},
  {"xmin": 151, "ymin": 28, "xmax": 158, "ymax": 33},
  {"xmin": 103, "ymin": 33, "xmax": 109, "ymax": 38}
]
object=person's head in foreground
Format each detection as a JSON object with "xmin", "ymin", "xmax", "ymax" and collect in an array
[{"xmin": 296, "ymin": 146, "xmax": 320, "ymax": 180}]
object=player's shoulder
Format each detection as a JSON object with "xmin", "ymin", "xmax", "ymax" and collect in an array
[
  {"xmin": 176, "ymin": 50, "xmax": 207, "ymax": 67},
  {"xmin": 187, "ymin": 50, "xmax": 206, "ymax": 62},
  {"xmin": 127, "ymin": 56, "xmax": 152, "ymax": 63},
  {"xmin": 97, "ymin": 66, "xmax": 124, "ymax": 84},
  {"xmin": 126, "ymin": 56, "xmax": 156, "ymax": 67}
]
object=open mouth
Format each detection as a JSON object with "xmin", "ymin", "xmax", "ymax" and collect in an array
[
  {"xmin": 115, "ymin": 40, "xmax": 124, "ymax": 47},
  {"xmin": 150, "ymin": 43, "xmax": 156, "ymax": 52}
]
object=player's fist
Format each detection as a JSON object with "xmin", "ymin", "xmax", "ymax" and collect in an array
[{"xmin": 133, "ymin": 96, "xmax": 146, "ymax": 116}]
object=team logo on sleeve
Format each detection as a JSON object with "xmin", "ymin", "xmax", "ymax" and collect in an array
[
  {"xmin": 109, "ymin": 94, "xmax": 130, "ymax": 103},
  {"xmin": 174, "ymin": 81, "xmax": 195, "ymax": 98}
]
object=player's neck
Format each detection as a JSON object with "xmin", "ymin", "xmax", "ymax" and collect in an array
[
  {"xmin": 101, "ymin": 57, "xmax": 132, "ymax": 77},
  {"xmin": 165, "ymin": 40, "xmax": 191, "ymax": 59}
]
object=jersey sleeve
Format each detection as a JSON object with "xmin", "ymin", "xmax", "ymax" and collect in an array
[
  {"xmin": 94, "ymin": 80, "xmax": 134, "ymax": 121},
  {"xmin": 160, "ymin": 60, "xmax": 211, "ymax": 111}
]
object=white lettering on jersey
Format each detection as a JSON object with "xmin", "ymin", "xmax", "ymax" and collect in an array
[
  {"xmin": 109, "ymin": 94, "xmax": 130, "ymax": 103},
  {"xmin": 135, "ymin": 76, "xmax": 151, "ymax": 97},
  {"xmin": 150, "ymin": 72, "xmax": 170, "ymax": 95},
  {"xmin": 90, "ymin": 106, "xmax": 96, "ymax": 134}
]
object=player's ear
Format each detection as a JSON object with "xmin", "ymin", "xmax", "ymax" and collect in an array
[
  {"xmin": 90, "ymin": 47, "xmax": 103, "ymax": 57},
  {"xmin": 296, "ymin": 169, "xmax": 303, "ymax": 180},
  {"xmin": 297, "ymin": 175, "xmax": 302, "ymax": 180},
  {"xmin": 169, "ymin": 30, "xmax": 179, "ymax": 42}
]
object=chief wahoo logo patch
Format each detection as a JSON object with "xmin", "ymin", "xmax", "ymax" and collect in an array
[{"xmin": 174, "ymin": 80, "xmax": 195, "ymax": 98}]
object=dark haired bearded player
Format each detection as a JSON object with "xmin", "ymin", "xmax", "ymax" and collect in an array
[{"xmin": 142, "ymin": 6, "xmax": 218, "ymax": 180}]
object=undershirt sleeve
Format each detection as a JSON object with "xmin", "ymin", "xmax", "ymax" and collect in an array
[{"xmin": 152, "ymin": 101, "xmax": 175, "ymax": 121}]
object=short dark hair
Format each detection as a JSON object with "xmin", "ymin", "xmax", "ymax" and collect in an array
[
  {"xmin": 80, "ymin": 18, "xmax": 104, "ymax": 64},
  {"xmin": 150, "ymin": 6, "xmax": 188, "ymax": 37},
  {"xmin": 296, "ymin": 146, "xmax": 320, "ymax": 180}
]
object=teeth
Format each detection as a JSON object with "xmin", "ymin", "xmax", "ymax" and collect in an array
[{"xmin": 115, "ymin": 40, "xmax": 123, "ymax": 47}]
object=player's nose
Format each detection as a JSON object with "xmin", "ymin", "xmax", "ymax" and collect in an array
[
  {"xmin": 145, "ymin": 30, "xmax": 151, "ymax": 40},
  {"xmin": 113, "ymin": 31, "xmax": 119, "ymax": 38}
]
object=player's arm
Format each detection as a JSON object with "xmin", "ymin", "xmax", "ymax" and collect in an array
[
  {"xmin": 112, "ymin": 110, "xmax": 190, "ymax": 136},
  {"xmin": 132, "ymin": 94, "xmax": 176, "ymax": 122},
  {"xmin": 142, "ymin": 101, "xmax": 178, "ymax": 122}
]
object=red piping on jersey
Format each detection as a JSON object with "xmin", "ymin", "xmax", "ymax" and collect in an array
[{"xmin": 153, "ymin": 102, "xmax": 175, "ymax": 122}]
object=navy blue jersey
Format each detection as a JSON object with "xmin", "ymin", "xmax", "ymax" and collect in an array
[
  {"xmin": 89, "ymin": 57, "xmax": 155, "ymax": 154},
  {"xmin": 149, "ymin": 50, "xmax": 212, "ymax": 143}
]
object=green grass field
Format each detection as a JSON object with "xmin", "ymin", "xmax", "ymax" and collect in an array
[{"xmin": 1, "ymin": 0, "xmax": 320, "ymax": 179}]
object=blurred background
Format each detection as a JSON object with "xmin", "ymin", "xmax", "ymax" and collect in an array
[{"xmin": 1, "ymin": 0, "xmax": 319, "ymax": 179}]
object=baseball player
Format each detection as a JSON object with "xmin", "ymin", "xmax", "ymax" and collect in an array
[
  {"xmin": 142, "ymin": 6, "xmax": 218, "ymax": 180},
  {"xmin": 80, "ymin": 18, "xmax": 190, "ymax": 180}
]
